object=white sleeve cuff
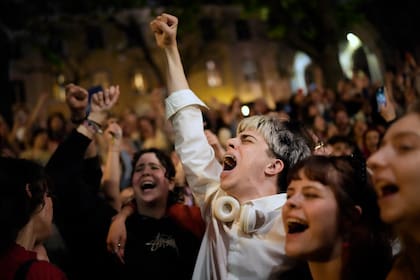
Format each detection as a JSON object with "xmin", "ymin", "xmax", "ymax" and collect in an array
[{"xmin": 165, "ymin": 89, "xmax": 208, "ymax": 119}]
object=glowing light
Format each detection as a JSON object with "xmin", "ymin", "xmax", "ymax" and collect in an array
[
  {"xmin": 346, "ymin": 33, "xmax": 361, "ymax": 49},
  {"xmin": 206, "ymin": 60, "xmax": 222, "ymax": 87},
  {"xmin": 241, "ymin": 105, "xmax": 250, "ymax": 117},
  {"xmin": 291, "ymin": 52, "xmax": 312, "ymax": 94},
  {"xmin": 133, "ymin": 72, "xmax": 145, "ymax": 92},
  {"xmin": 339, "ymin": 33, "xmax": 363, "ymax": 78}
]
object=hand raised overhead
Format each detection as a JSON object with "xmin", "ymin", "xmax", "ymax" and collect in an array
[
  {"xmin": 65, "ymin": 83, "xmax": 89, "ymax": 122},
  {"xmin": 90, "ymin": 85, "xmax": 120, "ymax": 114},
  {"xmin": 150, "ymin": 13, "xmax": 178, "ymax": 48}
]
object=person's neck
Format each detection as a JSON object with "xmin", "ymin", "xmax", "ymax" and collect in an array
[
  {"xmin": 308, "ymin": 255, "xmax": 342, "ymax": 280},
  {"xmin": 15, "ymin": 220, "xmax": 37, "ymax": 251},
  {"xmin": 226, "ymin": 181, "xmax": 277, "ymax": 204},
  {"xmin": 399, "ymin": 219, "xmax": 420, "ymax": 244},
  {"xmin": 409, "ymin": 227, "xmax": 420, "ymax": 244},
  {"xmin": 137, "ymin": 201, "xmax": 167, "ymax": 219}
]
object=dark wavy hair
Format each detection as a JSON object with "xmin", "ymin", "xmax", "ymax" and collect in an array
[
  {"xmin": 0, "ymin": 157, "xmax": 51, "ymax": 254},
  {"xmin": 131, "ymin": 148, "xmax": 175, "ymax": 181},
  {"xmin": 287, "ymin": 155, "xmax": 393, "ymax": 280}
]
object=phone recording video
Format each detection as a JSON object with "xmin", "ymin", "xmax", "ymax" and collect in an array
[{"xmin": 376, "ymin": 86, "xmax": 386, "ymax": 112}]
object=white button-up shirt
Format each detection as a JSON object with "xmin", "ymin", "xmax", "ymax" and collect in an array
[{"xmin": 166, "ymin": 89, "xmax": 297, "ymax": 280}]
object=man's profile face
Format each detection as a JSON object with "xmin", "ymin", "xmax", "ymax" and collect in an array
[{"xmin": 220, "ymin": 129, "xmax": 277, "ymax": 200}]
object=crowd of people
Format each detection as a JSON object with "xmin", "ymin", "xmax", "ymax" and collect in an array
[{"xmin": 0, "ymin": 12, "xmax": 420, "ymax": 280}]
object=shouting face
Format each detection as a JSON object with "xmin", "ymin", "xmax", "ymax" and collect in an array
[
  {"xmin": 282, "ymin": 171, "xmax": 341, "ymax": 261},
  {"xmin": 132, "ymin": 152, "xmax": 174, "ymax": 205},
  {"xmin": 367, "ymin": 113, "xmax": 420, "ymax": 229}
]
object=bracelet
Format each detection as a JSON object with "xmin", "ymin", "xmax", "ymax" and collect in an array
[{"xmin": 83, "ymin": 119, "xmax": 103, "ymax": 134}]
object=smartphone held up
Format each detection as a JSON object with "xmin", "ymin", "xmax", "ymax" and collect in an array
[{"xmin": 376, "ymin": 86, "xmax": 386, "ymax": 112}]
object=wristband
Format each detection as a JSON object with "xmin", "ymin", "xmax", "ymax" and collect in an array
[{"xmin": 83, "ymin": 119, "xmax": 103, "ymax": 134}]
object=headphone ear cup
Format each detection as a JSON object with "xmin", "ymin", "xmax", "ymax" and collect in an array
[
  {"xmin": 240, "ymin": 205, "xmax": 268, "ymax": 234},
  {"xmin": 239, "ymin": 204, "xmax": 256, "ymax": 234},
  {"xmin": 213, "ymin": 196, "xmax": 240, "ymax": 222}
]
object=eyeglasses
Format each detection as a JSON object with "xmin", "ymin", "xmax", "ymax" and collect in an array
[{"xmin": 314, "ymin": 141, "xmax": 324, "ymax": 151}]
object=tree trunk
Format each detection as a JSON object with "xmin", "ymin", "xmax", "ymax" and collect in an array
[
  {"xmin": 124, "ymin": 17, "xmax": 165, "ymax": 87},
  {"xmin": 318, "ymin": 44, "xmax": 344, "ymax": 90}
]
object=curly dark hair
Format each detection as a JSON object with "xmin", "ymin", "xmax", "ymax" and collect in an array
[{"xmin": 131, "ymin": 148, "xmax": 180, "ymax": 205}]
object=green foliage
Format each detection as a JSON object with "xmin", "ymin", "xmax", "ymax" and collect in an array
[
  {"xmin": 2, "ymin": 0, "xmax": 416, "ymax": 88},
  {"xmin": 41, "ymin": 49, "xmax": 64, "ymax": 69},
  {"xmin": 267, "ymin": 26, "xmax": 286, "ymax": 39}
]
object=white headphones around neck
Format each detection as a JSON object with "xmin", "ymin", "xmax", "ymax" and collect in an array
[{"xmin": 213, "ymin": 196, "xmax": 267, "ymax": 234}]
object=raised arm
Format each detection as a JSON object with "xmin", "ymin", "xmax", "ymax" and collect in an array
[
  {"xmin": 45, "ymin": 84, "xmax": 121, "ymax": 279},
  {"xmin": 101, "ymin": 121, "xmax": 123, "ymax": 211},
  {"xmin": 150, "ymin": 14, "xmax": 188, "ymax": 92},
  {"xmin": 46, "ymin": 84, "xmax": 121, "ymax": 195},
  {"xmin": 150, "ymin": 14, "xmax": 222, "ymax": 208}
]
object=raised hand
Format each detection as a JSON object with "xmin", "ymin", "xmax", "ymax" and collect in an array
[
  {"xmin": 378, "ymin": 86, "xmax": 397, "ymax": 123},
  {"xmin": 204, "ymin": 129, "xmax": 225, "ymax": 163},
  {"xmin": 88, "ymin": 85, "xmax": 120, "ymax": 125},
  {"xmin": 65, "ymin": 83, "xmax": 89, "ymax": 123},
  {"xmin": 90, "ymin": 85, "xmax": 120, "ymax": 114},
  {"xmin": 104, "ymin": 121, "xmax": 123, "ymax": 151},
  {"xmin": 150, "ymin": 13, "xmax": 178, "ymax": 49},
  {"xmin": 149, "ymin": 13, "xmax": 189, "ymax": 92}
]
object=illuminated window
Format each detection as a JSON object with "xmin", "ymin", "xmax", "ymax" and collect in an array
[
  {"xmin": 133, "ymin": 72, "xmax": 146, "ymax": 93},
  {"xmin": 206, "ymin": 60, "xmax": 222, "ymax": 87},
  {"xmin": 242, "ymin": 59, "xmax": 259, "ymax": 82},
  {"xmin": 53, "ymin": 74, "xmax": 66, "ymax": 101}
]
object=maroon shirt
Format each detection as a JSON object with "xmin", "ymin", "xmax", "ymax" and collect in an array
[{"xmin": 0, "ymin": 243, "xmax": 67, "ymax": 280}]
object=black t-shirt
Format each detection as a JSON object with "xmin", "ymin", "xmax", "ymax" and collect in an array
[{"xmin": 123, "ymin": 214, "xmax": 201, "ymax": 279}]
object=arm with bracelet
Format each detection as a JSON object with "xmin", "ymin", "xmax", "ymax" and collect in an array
[
  {"xmin": 77, "ymin": 86, "xmax": 119, "ymax": 139},
  {"xmin": 46, "ymin": 84, "xmax": 120, "ymax": 279}
]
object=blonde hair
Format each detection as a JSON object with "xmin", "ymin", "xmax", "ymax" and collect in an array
[{"xmin": 237, "ymin": 115, "xmax": 312, "ymax": 192}]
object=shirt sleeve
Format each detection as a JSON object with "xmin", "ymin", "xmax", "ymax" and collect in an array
[{"xmin": 166, "ymin": 89, "xmax": 222, "ymax": 210}]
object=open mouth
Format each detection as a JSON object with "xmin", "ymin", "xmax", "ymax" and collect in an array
[
  {"xmin": 141, "ymin": 181, "xmax": 156, "ymax": 190},
  {"xmin": 380, "ymin": 184, "xmax": 399, "ymax": 197},
  {"xmin": 287, "ymin": 219, "xmax": 309, "ymax": 234},
  {"xmin": 223, "ymin": 155, "xmax": 237, "ymax": 171}
]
